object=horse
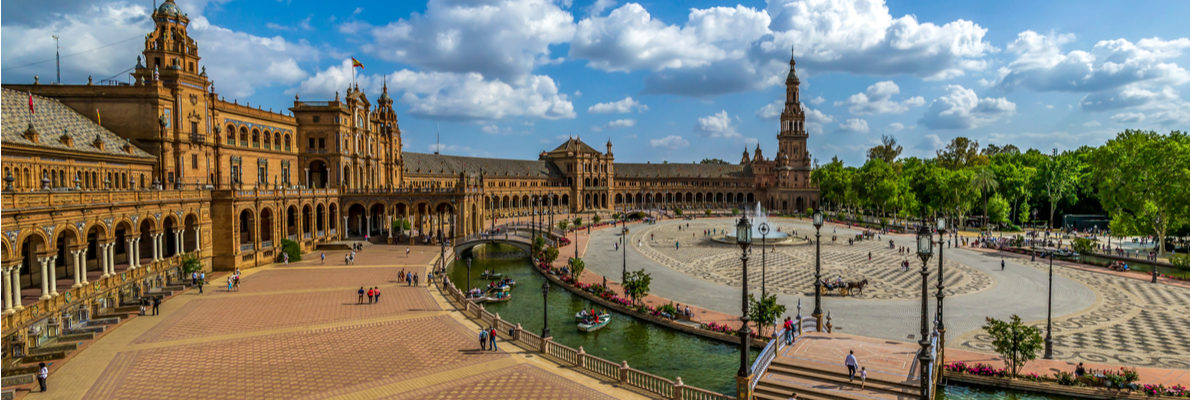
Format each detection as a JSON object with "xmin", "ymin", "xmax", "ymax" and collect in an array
[{"xmin": 845, "ymin": 279, "xmax": 869, "ymax": 295}]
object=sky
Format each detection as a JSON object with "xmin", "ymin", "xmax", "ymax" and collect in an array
[{"xmin": 3, "ymin": 0, "xmax": 1189, "ymax": 166}]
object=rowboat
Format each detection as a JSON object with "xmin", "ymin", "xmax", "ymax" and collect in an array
[
  {"xmin": 480, "ymin": 271, "xmax": 504, "ymax": 279},
  {"xmin": 577, "ymin": 314, "xmax": 611, "ymax": 332},
  {"xmin": 575, "ymin": 309, "xmax": 609, "ymax": 322}
]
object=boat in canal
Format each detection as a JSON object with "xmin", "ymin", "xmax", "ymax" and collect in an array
[
  {"xmin": 480, "ymin": 270, "xmax": 504, "ymax": 279},
  {"xmin": 577, "ymin": 314, "xmax": 611, "ymax": 332},
  {"xmin": 575, "ymin": 309, "xmax": 609, "ymax": 322}
]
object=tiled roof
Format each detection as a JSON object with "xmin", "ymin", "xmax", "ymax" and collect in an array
[
  {"xmin": 549, "ymin": 137, "xmax": 600, "ymax": 154},
  {"xmin": 403, "ymin": 152, "xmax": 561, "ymax": 178},
  {"xmin": 2, "ymin": 88, "xmax": 153, "ymax": 159},
  {"xmin": 614, "ymin": 163, "xmax": 751, "ymax": 179}
]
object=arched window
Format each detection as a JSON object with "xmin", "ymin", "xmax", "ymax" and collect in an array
[
  {"xmin": 274, "ymin": 133, "xmax": 281, "ymax": 149},
  {"xmin": 284, "ymin": 135, "xmax": 291, "ymax": 151},
  {"xmin": 226, "ymin": 124, "xmax": 235, "ymax": 144},
  {"xmin": 251, "ymin": 129, "xmax": 260, "ymax": 148},
  {"xmin": 263, "ymin": 131, "xmax": 271, "ymax": 149},
  {"xmin": 239, "ymin": 127, "xmax": 248, "ymax": 146}
]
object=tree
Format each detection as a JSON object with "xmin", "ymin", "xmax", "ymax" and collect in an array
[
  {"xmin": 982, "ymin": 315, "xmax": 1043, "ymax": 378},
  {"xmin": 593, "ymin": 215, "xmax": 601, "ymax": 225},
  {"xmin": 573, "ymin": 217, "xmax": 583, "ymax": 228},
  {"xmin": 705, "ymin": 209, "xmax": 712, "ymax": 216},
  {"xmin": 1039, "ymin": 149, "xmax": 1078, "ymax": 228},
  {"xmin": 279, "ymin": 239, "xmax": 302, "ymax": 262},
  {"xmin": 392, "ymin": 217, "xmax": 411, "ymax": 237},
  {"xmin": 987, "ymin": 194, "xmax": 1010, "ymax": 227},
  {"xmin": 971, "ymin": 167, "xmax": 1000, "ymax": 233},
  {"xmin": 181, "ymin": 254, "xmax": 203, "ymax": 274},
  {"xmin": 699, "ymin": 158, "xmax": 730, "ymax": 165},
  {"xmin": 1092, "ymin": 130, "xmax": 1190, "ymax": 255},
  {"xmin": 748, "ymin": 293, "xmax": 787, "ymax": 337},
  {"xmin": 867, "ymin": 134, "xmax": 903, "ymax": 164},
  {"xmin": 622, "ymin": 269, "xmax": 652, "ymax": 306},
  {"xmin": 568, "ymin": 257, "xmax": 585, "ymax": 279},
  {"xmin": 533, "ymin": 235, "xmax": 547, "ymax": 255},
  {"xmin": 557, "ymin": 220, "xmax": 569, "ymax": 231},
  {"xmin": 673, "ymin": 208, "xmax": 683, "ymax": 216},
  {"xmin": 542, "ymin": 246, "xmax": 559, "ymax": 264},
  {"xmin": 936, "ymin": 136, "xmax": 986, "ymax": 169}
]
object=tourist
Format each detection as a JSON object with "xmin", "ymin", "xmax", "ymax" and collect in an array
[
  {"xmin": 139, "ymin": 298, "xmax": 147, "ymax": 316},
  {"xmin": 152, "ymin": 296, "xmax": 161, "ymax": 315},
  {"xmin": 406, "ymin": 247, "xmax": 411, "ymax": 257},
  {"xmin": 860, "ymin": 366, "xmax": 867, "ymax": 388},
  {"xmin": 399, "ymin": 269, "xmax": 406, "ymax": 282},
  {"xmin": 228, "ymin": 276, "xmax": 233, "ymax": 292},
  {"xmin": 844, "ymin": 350, "xmax": 859, "ymax": 382},
  {"xmin": 367, "ymin": 287, "xmax": 375, "ymax": 304},
  {"xmin": 345, "ymin": 254, "xmax": 350, "ymax": 265},
  {"xmin": 1001, "ymin": 259, "xmax": 1006, "ymax": 270},
  {"xmin": 321, "ymin": 252, "xmax": 326, "ymax": 264},
  {"xmin": 406, "ymin": 273, "xmax": 413, "ymax": 286},
  {"xmin": 1075, "ymin": 362, "xmax": 1086, "ymax": 378},
  {"xmin": 489, "ymin": 327, "xmax": 498, "ymax": 351},
  {"xmin": 283, "ymin": 252, "xmax": 289, "ymax": 265},
  {"xmin": 783, "ymin": 317, "xmax": 794, "ymax": 345},
  {"xmin": 358, "ymin": 287, "xmax": 365, "ymax": 304},
  {"xmin": 685, "ymin": 305, "xmax": 692, "ymax": 318},
  {"xmin": 374, "ymin": 287, "xmax": 381, "ymax": 303},
  {"xmin": 479, "ymin": 328, "xmax": 488, "ymax": 350},
  {"xmin": 414, "ymin": 273, "xmax": 419, "ymax": 286},
  {"xmin": 234, "ymin": 274, "xmax": 241, "ymax": 291},
  {"xmin": 868, "ymin": 251, "xmax": 871, "ymax": 261},
  {"xmin": 37, "ymin": 362, "xmax": 48, "ymax": 392}
]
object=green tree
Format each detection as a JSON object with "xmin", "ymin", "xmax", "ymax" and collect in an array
[
  {"xmin": 568, "ymin": 257, "xmax": 585, "ymax": 279},
  {"xmin": 622, "ymin": 269, "xmax": 652, "ymax": 306},
  {"xmin": 987, "ymin": 194, "xmax": 1010, "ymax": 227},
  {"xmin": 673, "ymin": 208, "xmax": 683, "ymax": 216},
  {"xmin": 533, "ymin": 235, "xmax": 547, "ymax": 255},
  {"xmin": 181, "ymin": 254, "xmax": 203, "ymax": 274},
  {"xmin": 557, "ymin": 220, "xmax": 569, "ymax": 231},
  {"xmin": 982, "ymin": 315, "xmax": 1044, "ymax": 378},
  {"xmin": 937, "ymin": 136, "xmax": 987, "ymax": 169},
  {"xmin": 593, "ymin": 215, "xmax": 601, "ymax": 225},
  {"xmin": 573, "ymin": 217, "xmax": 583, "ymax": 227},
  {"xmin": 1039, "ymin": 149, "xmax": 1079, "ymax": 228},
  {"xmin": 392, "ymin": 217, "xmax": 411, "ymax": 236},
  {"xmin": 705, "ymin": 209, "xmax": 713, "ymax": 216},
  {"xmin": 1092, "ymin": 130, "xmax": 1190, "ymax": 255},
  {"xmin": 867, "ymin": 134, "xmax": 903, "ymax": 164},
  {"xmin": 278, "ymin": 239, "xmax": 302, "ymax": 262},
  {"xmin": 541, "ymin": 246, "xmax": 560, "ymax": 264},
  {"xmin": 748, "ymin": 293, "xmax": 787, "ymax": 337},
  {"xmin": 699, "ymin": 158, "xmax": 730, "ymax": 165},
  {"xmin": 971, "ymin": 167, "xmax": 1000, "ymax": 232}
]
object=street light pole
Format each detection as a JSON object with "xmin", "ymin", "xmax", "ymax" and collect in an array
[
  {"xmin": 812, "ymin": 211, "xmax": 824, "ymax": 331},
  {"xmin": 1044, "ymin": 249, "xmax": 1054, "ymax": 359},
  {"xmin": 466, "ymin": 257, "xmax": 472, "ymax": 292},
  {"xmin": 759, "ymin": 222, "xmax": 770, "ymax": 299},
  {"xmin": 936, "ymin": 217, "xmax": 947, "ymax": 367},
  {"xmin": 916, "ymin": 225, "xmax": 934, "ymax": 400},
  {"xmin": 1153, "ymin": 215, "xmax": 1161, "ymax": 284},
  {"xmin": 734, "ymin": 215, "xmax": 753, "ymax": 399},
  {"xmin": 541, "ymin": 280, "xmax": 551, "ymax": 338},
  {"xmin": 622, "ymin": 226, "xmax": 628, "ymax": 283}
]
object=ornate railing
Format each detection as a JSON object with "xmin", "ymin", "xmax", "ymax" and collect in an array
[{"xmin": 438, "ymin": 276, "xmax": 733, "ymax": 400}]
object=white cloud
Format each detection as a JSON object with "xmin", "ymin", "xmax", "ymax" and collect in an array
[
  {"xmin": 606, "ymin": 118, "xmax": 636, "ymax": 128},
  {"xmin": 588, "ymin": 96, "xmax": 648, "ymax": 113},
  {"xmin": 802, "ymin": 104, "xmax": 834, "ymax": 134},
  {"xmin": 810, "ymin": 96, "xmax": 826, "ymax": 105},
  {"xmin": 834, "ymin": 80, "xmax": 924, "ymax": 115},
  {"xmin": 696, "ymin": 110, "xmax": 740, "ymax": 138},
  {"xmin": 295, "ymin": 59, "xmax": 383, "ymax": 99},
  {"xmin": 587, "ymin": 0, "xmax": 617, "ymax": 16},
  {"xmin": 756, "ymin": 100, "xmax": 783, "ymax": 119},
  {"xmin": 1083, "ymin": 120, "xmax": 1102, "ymax": 128},
  {"xmin": 1110, "ymin": 112, "xmax": 1146, "ymax": 123},
  {"xmin": 919, "ymin": 85, "xmax": 1016, "ymax": 129},
  {"xmin": 2, "ymin": 3, "xmax": 151, "ymax": 85},
  {"xmin": 187, "ymin": 17, "xmax": 316, "ymax": 98},
  {"xmin": 650, "ymin": 135, "xmax": 690, "ymax": 150},
  {"xmin": 365, "ymin": 0, "xmax": 575, "ymax": 81},
  {"xmin": 837, "ymin": 118, "xmax": 870, "ymax": 133},
  {"xmin": 997, "ymin": 31, "xmax": 1190, "ymax": 93},
  {"xmin": 888, "ymin": 122, "xmax": 905, "ymax": 131}
]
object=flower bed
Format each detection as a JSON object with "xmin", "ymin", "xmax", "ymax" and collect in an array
[{"xmin": 944, "ymin": 362, "xmax": 1189, "ymax": 397}]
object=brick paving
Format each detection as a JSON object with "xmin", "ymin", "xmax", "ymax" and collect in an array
[{"xmin": 19, "ymin": 244, "xmax": 646, "ymax": 400}]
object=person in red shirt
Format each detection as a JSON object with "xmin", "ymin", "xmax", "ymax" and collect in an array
[{"xmin": 367, "ymin": 287, "xmax": 375, "ymax": 304}]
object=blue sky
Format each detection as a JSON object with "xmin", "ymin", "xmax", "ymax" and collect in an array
[{"xmin": 3, "ymin": 0, "xmax": 1188, "ymax": 165}]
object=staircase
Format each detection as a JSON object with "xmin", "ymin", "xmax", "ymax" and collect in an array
[{"xmin": 754, "ymin": 357, "xmax": 920, "ymax": 400}]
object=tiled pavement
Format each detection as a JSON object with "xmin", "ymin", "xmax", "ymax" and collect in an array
[{"xmin": 18, "ymin": 244, "xmax": 643, "ymax": 400}]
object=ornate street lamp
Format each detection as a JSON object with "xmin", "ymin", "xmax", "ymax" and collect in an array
[
  {"xmin": 621, "ymin": 226, "xmax": 629, "ymax": 283},
  {"xmin": 812, "ymin": 210, "xmax": 825, "ymax": 331},
  {"xmin": 935, "ymin": 217, "xmax": 948, "ymax": 367},
  {"xmin": 1153, "ymin": 215, "xmax": 1162, "ymax": 284},
  {"xmin": 466, "ymin": 257, "xmax": 473, "ymax": 292},
  {"xmin": 541, "ymin": 280, "xmax": 551, "ymax": 338},
  {"xmin": 759, "ymin": 222, "xmax": 770, "ymax": 299},
  {"xmin": 915, "ymin": 225, "xmax": 934, "ymax": 400},
  {"xmin": 1044, "ymin": 248, "xmax": 1054, "ymax": 359},
  {"xmin": 734, "ymin": 214, "xmax": 753, "ymax": 398}
]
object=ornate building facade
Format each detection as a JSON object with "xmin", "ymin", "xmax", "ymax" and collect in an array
[{"xmin": 1, "ymin": 0, "xmax": 815, "ymax": 355}]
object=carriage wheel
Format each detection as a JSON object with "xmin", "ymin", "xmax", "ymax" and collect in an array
[{"xmin": 840, "ymin": 287, "xmax": 850, "ymax": 296}]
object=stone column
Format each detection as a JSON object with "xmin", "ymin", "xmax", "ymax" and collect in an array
[
  {"xmin": 342, "ymin": 216, "xmax": 348, "ymax": 239},
  {"xmin": 151, "ymin": 233, "xmax": 161, "ymax": 261},
  {"xmin": 157, "ymin": 233, "xmax": 165, "ymax": 260},
  {"xmin": 133, "ymin": 238, "xmax": 141, "ymax": 267},
  {"xmin": 126, "ymin": 239, "xmax": 137, "ymax": 270},
  {"xmin": 79, "ymin": 248, "xmax": 89, "ymax": 283},
  {"xmin": 48, "ymin": 255, "xmax": 59, "ymax": 296},
  {"xmin": 99, "ymin": 245, "xmax": 110, "ymax": 278},
  {"xmin": 10, "ymin": 266, "xmax": 23, "ymax": 311},
  {"xmin": 39, "ymin": 256, "xmax": 52, "ymax": 300},
  {"xmin": 386, "ymin": 213, "xmax": 392, "ymax": 239},
  {"xmin": 107, "ymin": 244, "xmax": 116, "ymax": 274},
  {"xmin": 174, "ymin": 229, "xmax": 183, "ymax": 256},
  {"xmin": 366, "ymin": 215, "xmax": 372, "ymax": 237},
  {"xmin": 194, "ymin": 226, "xmax": 202, "ymax": 253},
  {"xmin": 72, "ymin": 249, "xmax": 84, "ymax": 287},
  {"xmin": 3, "ymin": 266, "xmax": 14, "ymax": 314}
]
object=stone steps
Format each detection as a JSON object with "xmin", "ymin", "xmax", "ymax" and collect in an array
[
  {"xmin": 755, "ymin": 357, "xmax": 919, "ymax": 400},
  {"xmin": 768, "ymin": 362, "xmax": 918, "ymax": 397}
]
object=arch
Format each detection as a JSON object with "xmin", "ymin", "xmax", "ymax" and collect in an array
[
  {"xmin": 18, "ymin": 233, "xmax": 49, "ymax": 295},
  {"xmin": 163, "ymin": 215, "xmax": 179, "ymax": 257},
  {"xmin": 274, "ymin": 132, "xmax": 281, "ymax": 149},
  {"xmin": 263, "ymin": 130, "xmax": 272, "ymax": 149},
  {"xmin": 302, "ymin": 204, "xmax": 313, "ymax": 238},
  {"xmin": 615, "ymin": 193, "xmax": 623, "ymax": 204},
  {"xmin": 54, "ymin": 227, "xmax": 81, "ymax": 283},
  {"xmin": 239, "ymin": 209, "xmax": 255, "ymax": 247},
  {"xmin": 316, "ymin": 203, "xmax": 326, "ymax": 235},
  {"xmin": 251, "ymin": 128, "xmax": 261, "ymax": 148},
  {"xmin": 225, "ymin": 124, "xmax": 236, "ymax": 144},
  {"xmin": 561, "ymin": 194, "xmax": 569, "ymax": 206},
  {"xmin": 286, "ymin": 205, "xmax": 299, "ymax": 240},
  {"xmin": 346, "ymin": 203, "xmax": 367, "ymax": 238},
  {"xmin": 259, "ymin": 208, "xmax": 274, "ymax": 247},
  {"xmin": 239, "ymin": 126, "xmax": 248, "ymax": 146},
  {"xmin": 666, "ymin": 193, "xmax": 673, "ymax": 204},
  {"xmin": 284, "ymin": 134, "xmax": 292, "ymax": 151},
  {"xmin": 695, "ymin": 192, "xmax": 703, "ymax": 203},
  {"xmin": 795, "ymin": 197, "xmax": 805, "ymax": 212},
  {"xmin": 183, "ymin": 213, "xmax": 199, "ymax": 252},
  {"xmin": 716, "ymin": 192, "xmax": 724, "ymax": 203},
  {"xmin": 308, "ymin": 160, "xmax": 329, "ymax": 188},
  {"xmin": 329, "ymin": 203, "xmax": 339, "ymax": 233},
  {"xmin": 747, "ymin": 192, "xmax": 755, "ymax": 204},
  {"xmin": 685, "ymin": 192, "xmax": 693, "ymax": 203},
  {"xmin": 369, "ymin": 203, "xmax": 387, "ymax": 237}
]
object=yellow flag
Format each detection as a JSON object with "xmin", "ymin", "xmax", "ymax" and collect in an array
[{"xmin": 96, "ymin": 109, "xmax": 101, "ymax": 125}]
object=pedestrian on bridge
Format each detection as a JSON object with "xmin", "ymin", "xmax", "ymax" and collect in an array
[{"xmin": 845, "ymin": 350, "xmax": 859, "ymax": 382}]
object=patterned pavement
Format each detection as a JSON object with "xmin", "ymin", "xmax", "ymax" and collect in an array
[
  {"xmin": 25, "ymin": 245, "xmax": 641, "ymax": 400},
  {"xmin": 631, "ymin": 221, "xmax": 992, "ymax": 300}
]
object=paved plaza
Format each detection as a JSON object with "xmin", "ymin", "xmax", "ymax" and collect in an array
[
  {"xmin": 583, "ymin": 217, "xmax": 1190, "ymax": 369},
  {"xmin": 20, "ymin": 245, "xmax": 640, "ymax": 400}
]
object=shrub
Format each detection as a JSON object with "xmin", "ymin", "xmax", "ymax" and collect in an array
[
  {"xmin": 731, "ymin": 208, "xmax": 740, "ymax": 215},
  {"xmin": 279, "ymin": 239, "xmax": 302, "ymax": 262},
  {"xmin": 181, "ymin": 254, "xmax": 203, "ymax": 274},
  {"xmin": 1054, "ymin": 371, "xmax": 1077, "ymax": 386},
  {"xmin": 1170, "ymin": 254, "xmax": 1190, "ymax": 270}
]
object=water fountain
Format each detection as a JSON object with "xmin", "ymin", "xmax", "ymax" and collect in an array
[{"xmin": 712, "ymin": 203, "xmax": 808, "ymax": 245}]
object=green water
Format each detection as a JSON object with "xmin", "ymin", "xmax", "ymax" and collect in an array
[
  {"xmin": 448, "ymin": 247, "xmax": 752, "ymax": 395},
  {"xmin": 448, "ymin": 245, "xmax": 1080, "ymax": 399}
]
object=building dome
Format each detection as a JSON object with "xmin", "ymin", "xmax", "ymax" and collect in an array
[{"xmin": 157, "ymin": 0, "xmax": 183, "ymax": 17}]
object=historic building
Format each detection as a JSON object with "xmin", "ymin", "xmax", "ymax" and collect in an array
[{"xmin": 1, "ymin": 0, "xmax": 815, "ymax": 357}]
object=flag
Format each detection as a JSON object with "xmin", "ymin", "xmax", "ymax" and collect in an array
[
  {"xmin": 351, "ymin": 57, "xmax": 364, "ymax": 69},
  {"xmin": 96, "ymin": 109, "xmax": 102, "ymax": 125},
  {"xmin": 28, "ymin": 92, "xmax": 34, "ymax": 114}
]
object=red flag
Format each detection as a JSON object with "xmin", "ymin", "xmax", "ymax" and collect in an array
[
  {"xmin": 351, "ymin": 57, "xmax": 364, "ymax": 69},
  {"xmin": 28, "ymin": 92, "xmax": 35, "ymax": 114}
]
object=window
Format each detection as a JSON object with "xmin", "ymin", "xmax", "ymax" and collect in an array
[
  {"xmin": 309, "ymin": 138, "xmax": 316, "ymax": 149},
  {"xmin": 191, "ymin": 121, "xmax": 198, "ymax": 136},
  {"xmin": 318, "ymin": 138, "xmax": 325, "ymax": 149},
  {"xmin": 191, "ymin": 154, "xmax": 198, "ymax": 169},
  {"xmin": 313, "ymin": 115, "xmax": 321, "ymax": 123},
  {"xmin": 284, "ymin": 135, "xmax": 291, "ymax": 151}
]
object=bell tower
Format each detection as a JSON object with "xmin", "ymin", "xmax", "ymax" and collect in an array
[
  {"xmin": 134, "ymin": 0, "xmax": 203, "ymax": 83},
  {"xmin": 777, "ymin": 47, "xmax": 809, "ymax": 169}
]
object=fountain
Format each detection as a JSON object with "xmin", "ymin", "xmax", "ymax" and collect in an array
[{"xmin": 726, "ymin": 203, "xmax": 789, "ymax": 241}]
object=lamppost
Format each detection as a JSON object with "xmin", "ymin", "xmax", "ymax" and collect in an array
[
  {"xmin": 935, "ymin": 217, "xmax": 947, "ymax": 367},
  {"xmin": 541, "ymin": 280, "xmax": 551, "ymax": 338},
  {"xmin": 466, "ymin": 257, "xmax": 473, "ymax": 291},
  {"xmin": 621, "ymin": 226, "xmax": 629, "ymax": 283},
  {"xmin": 1044, "ymin": 247, "xmax": 1054, "ymax": 359},
  {"xmin": 915, "ymin": 225, "xmax": 934, "ymax": 400},
  {"xmin": 759, "ymin": 222, "xmax": 769, "ymax": 299},
  {"xmin": 1153, "ymin": 215, "xmax": 1161, "ymax": 284},
  {"xmin": 734, "ymin": 215, "xmax": 754, "ymax": 399},
  {"xmin": 812, "ymin": 211, "xmax": 825, "ymax": 331},
  {"xmin": 439, "ymin": 208, "xmax": 446, "ymax": 279}
]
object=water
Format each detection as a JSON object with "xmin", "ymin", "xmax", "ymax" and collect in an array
[
  {"xmin": 449, "ymin": 244, "xmax": 1080, "ymax": 398},
  {"xmin": 448, "ymin": 245, "xmax": 753, "ymax": 395},
  {"xmin": 726, "ymin": 202, "xmax": 790, "ymax": 240}
]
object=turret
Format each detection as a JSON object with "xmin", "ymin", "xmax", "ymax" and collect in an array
[{"xmin": 741, "ymin": 147, "xmax": 750, "ymax": 164}]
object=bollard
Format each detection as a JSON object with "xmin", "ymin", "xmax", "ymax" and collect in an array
[
  {"xmin": 620, "ymin": 361, "xmax": 630, "ymax": 383},
  {"xmin": 672, "ymin": 377, "xmax": 684, "ymax": 400},
  {"xmin": 577, "ymin": 346, "xmax": 586, "ymax": 368}
]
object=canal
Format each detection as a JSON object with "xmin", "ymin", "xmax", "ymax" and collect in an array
[{"xmin": 448, "ymin": 244, "xmax": 1076, "ymax": 399}]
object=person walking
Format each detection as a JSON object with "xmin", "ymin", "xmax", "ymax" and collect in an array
[
  {"xmin": 227, "ymin": 276, "xmax": 233, "ymax": 292},
  {"xmin": 479, "ymin": 328, "xmax": 488, "ymax": 351},
  {"xmin": 37, "ymin": 362, "xmax": 48, "ymax": 392},
  {"xmin": 152, "ymin": 296, "xmax": 161, "ymax": 315},
  {"xmin": 489, "ymin": 327, "xmax": 498, "ymax": 351},
  {"xmin": 844, "ymin": 350, "xmax": 859, "ymax": 382},
  {"xmin": 413, "ymin": 273, "xmax": 419, "ymax": 286},
  {"xmin": 283, "ymin": 252, "xmax": 289, "ymax": 265},
  {"xmin": 1001, "ymin": 258, "xmax": 1006, "ymax": 270},
  {"xmin": 406, "ymin": 273, "xmax": 412, "ymax": 286},
  {"xmin": 373, "ymin": 287, "xmax": 381, "ymax": 303},
  {"xmin": 367, "ymin": 287, "xmax": 375, "ymax": 304},
  {"xmin": 860, "ymin": 366, "xmax": 867, "ymax": 388},
  {"xmin": 197, "ymin": 275, "xmax": 204, "ymax": 294},
  {"xmin": 406, "ymin": 247, "xmax": 411, "ymax": 257},
  {"xmin": 357, "ymin": 287, "xmax": 365, "ymax": 304},
  {"xmin": 321, "ymin": 252, "xmax": 326, "ymax": 264}
]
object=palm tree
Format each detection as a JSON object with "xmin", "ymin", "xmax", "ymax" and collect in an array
[{"xmin": 971, "ymin": 167, "xmax": 999, "ymax": 234}]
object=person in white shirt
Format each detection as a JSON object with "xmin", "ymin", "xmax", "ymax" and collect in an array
[
  {"xmin": 37, "ymin": 362, "xmax": 48, "ymax": 392},
  {"xmin": 844, "ymin": 350, "xmax": 859, "ymax": 382}
]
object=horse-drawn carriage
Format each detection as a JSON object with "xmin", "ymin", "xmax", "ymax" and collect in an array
[{"xmin": 818, "ymin": 278, "xmax": 868, "ymax": 296}]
